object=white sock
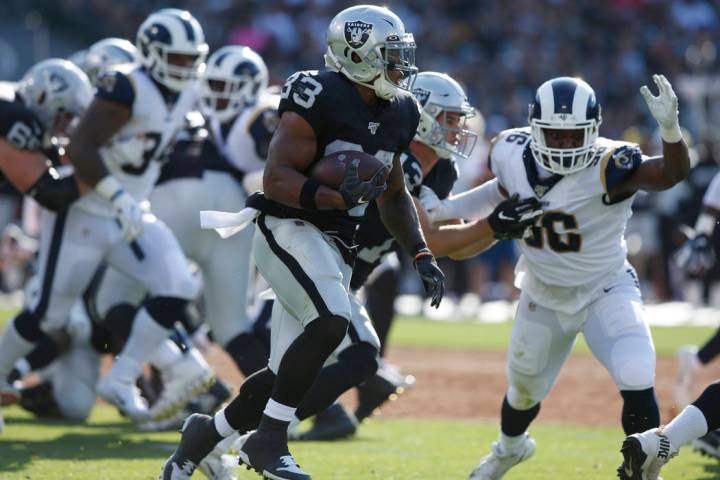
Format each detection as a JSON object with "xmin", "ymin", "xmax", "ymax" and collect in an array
[
  {"xmin": 663, "ymin": 405, "xmax": 708, "ymax": 448},
  {"xmin": 500, "ymin": 432, "xmax": 527, "ymax": 454},
  {"xmin": 118, "ymin": 308, "xmax": 171, "ymax": 367},
  {"xmin": 148, "ymin": 339, "xmax": 182, "ymax": 370},
  {"xmin": 13, "ymin": 358, "xmax": 32, "ymax": 378},
  {"xmin": 0, "ymin": 321, "xmax": 35, "ymax": 379},
  {"xmin": 213, "ymin": 408, "xmax": 236, "ymax": 438},
  {"xmin": 263, "ymin": 399, "xmax": 296, "ymax": 423}
]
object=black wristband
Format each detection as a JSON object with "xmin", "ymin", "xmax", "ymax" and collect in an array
[
  {"xmin": 300, "ymin": 178, "xmax": 322, "ymax": 210},
  {"xmin": 412, "ymin": 241, "xmax": 429, "ymax": 256}
]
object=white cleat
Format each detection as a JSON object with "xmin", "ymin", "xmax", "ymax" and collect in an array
[
  {"xmin": 618, "ymin": 428, "xmax": 677, "ymax": 480},
  {"xmin": 150, "ymin": 349, "xmax": 215, "ymax": 421},
  {"xmin": 674, "ymin": 345, "xmax": 700, "ymax": 408},
  {"xmin": 97, "ymin": 373, "xmax": 150, "ymax": 421},
  {"xmin": 198, "ymin": 443, "xmax": 238, "ymax": 480},
  {"xmin": 468, "ymin": 435, "xmax": 536, "ymax": 480}
]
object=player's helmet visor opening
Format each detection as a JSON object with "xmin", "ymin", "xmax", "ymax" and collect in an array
[
  {"xmin": 530, "ymin": 121, "xmax": 598, "ymax": 174},
  {"xmin": 161, "ymin": 51, "xmax": 207, "ymax": 84},
  {"xmin": 380, "ymin": 37, "xmax": 418, "ymax": 91}
]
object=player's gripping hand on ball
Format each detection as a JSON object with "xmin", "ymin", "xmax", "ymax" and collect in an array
[{"xmin": 339, "ymin": 159, "xmax": 389, "ymax": 208}]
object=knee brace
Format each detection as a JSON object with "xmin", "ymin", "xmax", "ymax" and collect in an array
[
  {"xmin": 14, "ymin": 310, "xmax": 44, "ymax": 343},
  {"xmin": 144, "ymin": 296, "xmax": 190, "ymax": 329},
  {"xmin": 337, "ymin": 342, "xmax": 379, "ymax": 386},
  {"xmin": 620, "ymin": 387, "xmax": 660, "ymax": 435}
]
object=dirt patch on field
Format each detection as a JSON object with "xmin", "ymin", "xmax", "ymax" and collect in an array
[{"xmin": 207, "ymin": 346, "xmax": 719, "ymax": 427}]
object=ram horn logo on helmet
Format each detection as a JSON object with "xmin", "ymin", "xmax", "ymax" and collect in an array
[{"xmin": 345, "ymin": 20, "xmax": 373, "ymax": 48}]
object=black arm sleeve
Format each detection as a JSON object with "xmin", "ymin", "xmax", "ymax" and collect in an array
[{"xmin": 26, "ymin": 167, "xmax": 79, "ymax": 211}]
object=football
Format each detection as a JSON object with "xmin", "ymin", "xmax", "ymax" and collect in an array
[{"xmin": 309, "ymin": 150, "xmax": 389, "ymax": 189}]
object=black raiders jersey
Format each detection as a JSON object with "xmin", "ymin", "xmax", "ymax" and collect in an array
[
  {"xmin": 248, "ymin": 70, "xmax": 421, "ymax": 257},
  {"xmin": 351, "ymin": 153, "xmax": 458, "ymax": 290}
]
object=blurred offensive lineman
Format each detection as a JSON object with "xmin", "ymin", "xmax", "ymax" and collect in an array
[
  {"xmin": 0, "ymin": 59, "xmax": 93, "ymax": 430},
  {"xmin": 423, "ymin": 75, "xmax": 690, "ymax": 479},
  {"xmin": 42, "ymin": 8, "xmax": 205, "ymax": 421},
  {"xmin": 161, "ymin": 5, "xmax": 446, "ymax": 480},
  {"xmin": 297, "ymin": 71, "xmax": 543, "ymax": 440}
]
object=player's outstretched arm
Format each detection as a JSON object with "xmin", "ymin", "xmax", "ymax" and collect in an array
[
  {"xmin": 420, "ymin": 178, "xmax": 507, "ymax": 224},
  {"xmin": 377, "ymin": 153, "xmax": 445, "ymax": 307},
  {"xmin": 68, "ymin": 98, "xmax": 130, "ymax": 186},
  {"xmin": 263, "ymin": 112, "xmax": 345, "ymax": 210},
  {"xmin": 609, "ymin": 75, "xmax": 690, "ymax": 201}
]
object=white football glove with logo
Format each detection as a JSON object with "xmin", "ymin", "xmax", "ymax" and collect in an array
[
  {"xmin": 96, "ymin": 176, "xmax": 144, "ymax": 241},
  {"xmin": 640, "ymin": 74, "xmax": 682, "ymax": 143}
]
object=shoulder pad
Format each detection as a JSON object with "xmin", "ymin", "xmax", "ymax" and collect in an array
[
  {"xmin": 278, "ymin": 70, "xmax": 329, "ymax": 135},
  {"xmin": 0, "ymin": 100, "xmax": 44, "ymax": 151},
  {"xmin": 247, "ymin": 106, "xmax": 279, "ymax": 160},
  {"xmin": 95, "ymin": 69, "xmax": 136, "ymax": 109},
  {"xmin": 488, "ymin": 128, "xmax": 531, "ymax": 174},
  {"xmin": 599, "ymin": 142, "xmax": 643, "ymax": 194}
]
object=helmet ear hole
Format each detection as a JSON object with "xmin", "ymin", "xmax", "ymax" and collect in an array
[
  {"xmin": 37, "ymin": 91, "xmax": 46, "ymax": 105},
  {"xmin": 350, "ymin": 52, "xmax": 362, "ymax": 64}
]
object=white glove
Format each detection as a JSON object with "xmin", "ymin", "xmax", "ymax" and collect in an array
[
  {"xmin": 640, "ymin": 74, "xmax": 682, "ymax": 143},
  {"xmin": 96, "ymin": 176, "xmax": 144, "ymax": 241},
  {"xmin": 418, "ymin": 185, "xmax": 451, "ymax": 223}
]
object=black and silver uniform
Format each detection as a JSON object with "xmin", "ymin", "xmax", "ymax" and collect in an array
[
  {"xmin": 0, "ymin": 86, "xmax": 79, "ymax": 211},
  {"xmin": 351, "ymin": 155, "xmax": 458, "ymax": 290},
  {"xmin": 247, "ymin": 70, "xmax": 420, "ymax": 260}
]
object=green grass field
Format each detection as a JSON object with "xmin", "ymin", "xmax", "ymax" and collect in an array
[{"xmin": 1, "ymin": 313, "xmax": 719, "ymax": 479}]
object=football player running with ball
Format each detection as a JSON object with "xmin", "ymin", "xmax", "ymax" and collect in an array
[
  {"xmin": 161, "ymin": 5, "xmax": 444, "ymax": 480},
  {"xmin": 423, "ymin": 75, "xmax": 690, "ymax": 479}
]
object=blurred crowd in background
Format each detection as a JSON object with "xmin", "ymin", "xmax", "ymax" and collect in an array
[{"xmin": 0, "ymin": 0, "xmax": 718, "ymax": 306}]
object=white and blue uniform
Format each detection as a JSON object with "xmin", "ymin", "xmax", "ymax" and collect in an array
[
  {"xmin": 488, "ymin": 127, "xmax": 655, "ymax": 409},
  {"xmin": 149, "ymin": 93, "xmax": 280, "ymax": 347},
  {"xmin": 28, "ymin": 65, "xmax": 198, "ymax": 334}
]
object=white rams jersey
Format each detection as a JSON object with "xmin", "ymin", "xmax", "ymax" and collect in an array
[
  {"xmin": 703, "ymin": 171, "xmax": 720, "ymax": 210},
  {"xmin": 207, "ymin": 92, "xmax": 280, "ymax": 176},
  {"xmin": 75, "ymin": 64, "xmax": 198, "ymax": 216},
  {"xmin": 490, "ymin": 127, "xmax": 644, "ymax": 312}
]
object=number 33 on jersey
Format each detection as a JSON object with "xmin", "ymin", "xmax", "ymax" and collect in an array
[{"xmin": 490, "ymin": 127, "xmax": 645, "ymax": 288}]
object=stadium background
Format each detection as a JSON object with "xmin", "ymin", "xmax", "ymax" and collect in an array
[{"xmin": 0, "ymin": 1, "xmax": 720, "ymax": 479}]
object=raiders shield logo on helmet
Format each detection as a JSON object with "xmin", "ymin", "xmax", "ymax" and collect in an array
[
  {"xmin": 345, "ymin": 20, "xmax": 373, "ymax": 49},
  {"xmin": 412, "ymin": 87, "xmax": 431, "ymax": 106}
]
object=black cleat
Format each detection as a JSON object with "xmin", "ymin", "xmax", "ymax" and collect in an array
[
  {"xmin": 355, "ymin": 363, "xmax": 414, "ymax": 423},
  {"xmin": 159, "ymin": 413, "xmax": 221, "ymax": 479},
  {"xmin": 297, "ymin": 403, "xmax": 357, "ymax": 441},
  {"xmin": 693, "ymin": 429, "xmax": 720, "ymax": 459},
  {"xmin": 617, "ymin": 436, "xmax": 646, "ymax": 480},
  {"xmin": 238, "ymin": 430, "xmax": 311, "ymax": 480}
]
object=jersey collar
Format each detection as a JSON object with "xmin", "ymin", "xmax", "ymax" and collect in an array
[{"xmin": 523, "ymin": 144, "xmax": 563, "ymax": 198}]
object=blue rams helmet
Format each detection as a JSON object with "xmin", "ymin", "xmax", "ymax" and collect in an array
[
  {"xmin": 136, "ymin": 9, "xmax": 208, "ymax": 92},
  {"xmin": 528, "ymin": 77, "xmax": 602, "ymax": 175}
]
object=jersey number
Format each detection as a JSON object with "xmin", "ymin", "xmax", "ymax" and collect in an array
[
  {"xmin": 121, "ymin": 132, "xmax": 162, "ymax": 176},
  {"xmin": 7, "ymin": 121, "xmax": 40, "ymax": 150},
  {"xmin": 281, "ymin": 72, "xmax": 323, "ymax": 109},
  {"xmin": 525, "ymin": 211, "xmax": 582, "ymax": 253}
]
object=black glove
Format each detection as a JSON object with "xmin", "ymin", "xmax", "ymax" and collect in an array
[
  {"xmin": 675, "ymin": 234, "xmax": 716, "ymax": 277},
  {"xmin": 413, "ymin": 249, "xmax": 445, "ymax": 308},
  {"xmin": 339, "ymin": 160, "xmax": 389, "ymax": 209},
  {"xmin": 488, "ymin": 194, "xmax": 544, "ymax": 240}
]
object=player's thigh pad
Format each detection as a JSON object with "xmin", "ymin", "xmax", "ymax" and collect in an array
[
  {"xmin": 332, "ymin": 291, "xmax": 381, "ymax": 358},
  {"xmin": 31, "ymin": 207, "xmax": 112, "ymax": 331},
  {"xmin": 253, "ymin": 214, "xmax": 352, "ymax": 326},
  {"xmin": 584, "ymin": 287, "xmax": 655, "ymax": 390},
  {"xmin": 268, "ymin": 300, "xmax": 303, "ymax": 373},
  {"xmin": 506, "ymin": 292, "xmax": 579, "ymax": 409},
  {"xmin": 107, "ymin": 214, "xmax": 199, "ymax": 300},
  {"xmin": 49, "ymin": 344, "xmax": 100, "ymax": 420},
  {"xmin": 201, "ymin": 224, "xmax": 255, "ymax": 346}
]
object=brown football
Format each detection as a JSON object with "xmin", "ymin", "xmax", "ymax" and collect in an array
[{"xmin": 309, "ymin": 150, "xmax": 389, "ymax": 189}]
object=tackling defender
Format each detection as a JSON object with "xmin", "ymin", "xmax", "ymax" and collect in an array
[{"xmin": 423, "ymin": 74, "xmax": 690, "ymax": 479}]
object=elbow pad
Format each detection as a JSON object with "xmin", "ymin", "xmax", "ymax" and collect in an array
[{"xmin": 26, "ymin": 167, "xmax": 79, "ymax": 211}]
